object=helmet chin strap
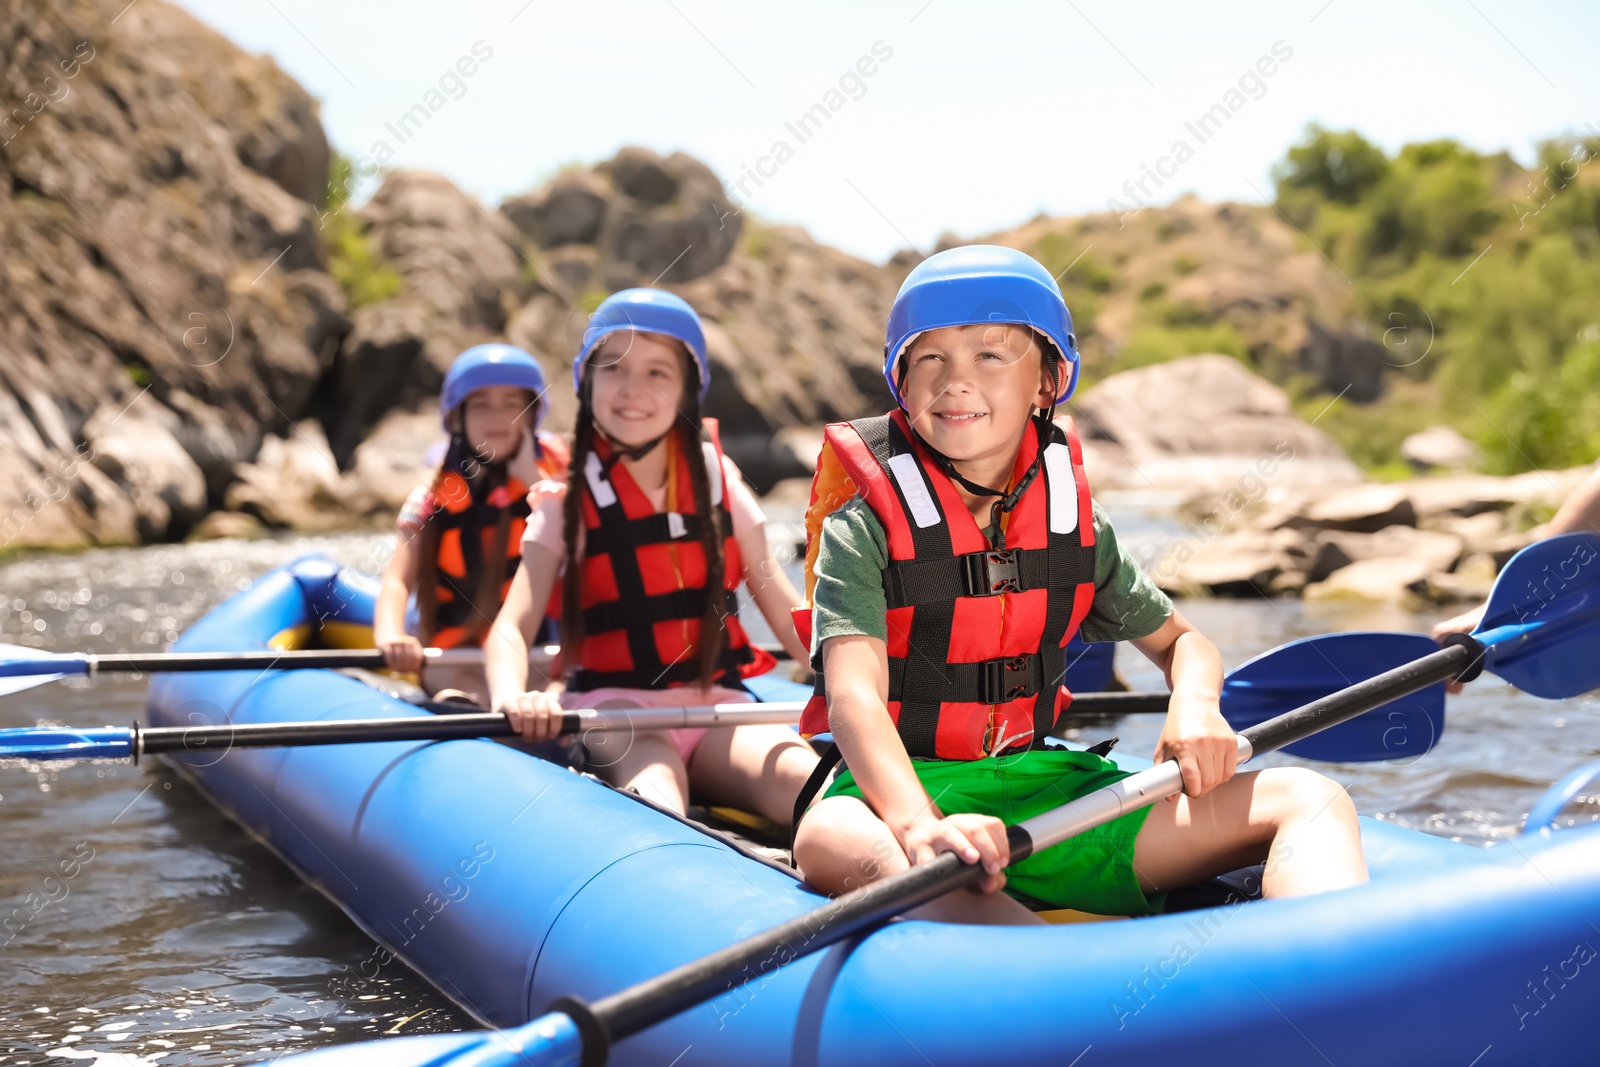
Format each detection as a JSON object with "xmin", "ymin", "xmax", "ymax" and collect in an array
[
  {"xmin": 901, "ymin": 347, "xmax": 1060, "ymax": 551},
  {"xmin": 910, "ymin": 416, "xmax": 1048, "ymax": 553},
  {"xmin": 445, "ymin": 432, "xmax": 508, "ymax": 482},
  {"xmin": 596, "ymin": 425, "xmax": 670, "ymax": 472}
]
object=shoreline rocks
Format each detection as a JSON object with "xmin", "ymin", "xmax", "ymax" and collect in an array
[{"xmin": 1161, "ymin": 465, "xmax": 1589, "ymax": 603}]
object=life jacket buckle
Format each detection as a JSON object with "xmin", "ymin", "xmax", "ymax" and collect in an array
[
  {"xmin": 980, "ymin": 653, "xmax": 1040, "ymax": 704},
  {"xmin": 962, "ymin": 549, "xmax": 1022, "ymax": 596}
]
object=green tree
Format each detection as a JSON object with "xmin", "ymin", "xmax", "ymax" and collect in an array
[{"xmin": 1274, "ymin": 125, "xmax": 1389, "ymax": 205}]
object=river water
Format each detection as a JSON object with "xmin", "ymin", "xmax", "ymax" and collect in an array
[{"xmin": 1, "ymin": 497, "xmax": 1596, "ymax": 1066}]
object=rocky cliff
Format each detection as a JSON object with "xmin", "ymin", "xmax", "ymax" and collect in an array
[
  {"xmin": 1, "ymin": 0, "xmax": 338, "ymax": 549},
  {"xmin": 0, "ymin": 0, "xmax": 1383, "ymax": 553}
]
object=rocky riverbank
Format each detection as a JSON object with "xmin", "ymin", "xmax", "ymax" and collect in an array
[
  {"xmin": 1158, "ymin": 467, "xmax": 1591, "ymax": 603},
  {"xmin": 0, "ymin": 0, "xmax": 1487, "ymax": 560}
]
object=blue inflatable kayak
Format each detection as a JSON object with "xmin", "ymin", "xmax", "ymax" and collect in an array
[{"xmin": 147, "ymin": 558, "xmax": 1600, "ymax": 1066}]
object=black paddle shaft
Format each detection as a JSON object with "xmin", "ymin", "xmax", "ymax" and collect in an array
[
  {"xmin": 559, "ymin": 638, "xmax": 1479, "ymax": 1067},
  {"xmin": 130, "ymin": 703, "xmax": 643, "ymax": 758},
  {"xmin": 134, "ymin": 710, "xmax": 516, "ymax": 757},
  {"xmin": 553, "ymin": 840, "xmax": 1007, "ymax": 1065},
  {"xmin": 130, "ymin": 692, "xmax": 1167, "ymax": 760},
  {"xmin": 91, "ymin": 649, "xmax": 388, "ymax": 674},
  {"xmin": 78, "ymin": 643, "xmax": 795, "ymax": 676}
]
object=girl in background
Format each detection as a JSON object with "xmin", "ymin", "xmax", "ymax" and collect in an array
[
  {"xmin": 375, "ymin": 344, "xmax": 567, "ymax": 700},
  {"xmin": 486, "ymin": 290, "xmax": 817, "ymax": 819}
]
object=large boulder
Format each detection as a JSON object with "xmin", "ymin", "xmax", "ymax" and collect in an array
[
  {"xmin": 1402, "ymin": 425, "xmax": 1481, "ymax": 472},
  {"xmin": 503, "ymin": 168, "xmax": 609, "ymax": 249},
  {"xmin": 596, "ymin": 148, "xmax": 741, "ymax": 286},
  {"xmin": 316, "ymin": 171, "xmax": 517, "ymax": 462},
  {"xmin": 1304, "ymin": 556, "xmax": 1436, "ymax": 603},
  {"xmin": 82, "ymin": 402, "xmax": 208, "ymax": 541},
  {"xmin": 1315, "ymin": 527, "xmax": 1465, "ymax": 574},
  {"xmin": 1069, "ymin": 354, "xmax": 1362, "ymax": 491},
  {"xmin": 1287, "ymin": 483, "xmax": 1417, "ymax": 533},
  {"xmin": 225, "ymin": 421, "xmax": 368, "ymax": 530},
  {"xmin": 348, "ymin": 406, "xmax": 440, "ymax": 514},
  {"xmin": 360, "ymin": 170, "xmax": 518, "ymax": 331},
  {"xmin": 504, "ymin": 146, "xmax": 743, "ymax": 289},
  {"xmin": 1156, "ymin": 529, "xmax": 1323, "ymax": 597}
]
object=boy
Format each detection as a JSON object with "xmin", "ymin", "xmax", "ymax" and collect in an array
[{"xmin": 791, "ymin": 245, "xmax": 1368, "ymax": 924}]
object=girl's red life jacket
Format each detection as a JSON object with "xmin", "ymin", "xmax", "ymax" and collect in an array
[
  {"xmin": 427, "ymin": 431, "xmax": 568, "ymax": 650},
  {"xmin": 571, "ymin": 419, "xmax": 776, "ymax": 691},
  {"xmin": 796, "ymin": 409, "xmax": 1098, "ymax": 761}
]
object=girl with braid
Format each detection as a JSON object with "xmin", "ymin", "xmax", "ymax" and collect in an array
[
  {"xmin": 375, "ymin": 344, "xmax": 567, "ymax": 700},
  {"xmin": 486, "ymin": 290, "xmax": 817, "ymax": 819}
]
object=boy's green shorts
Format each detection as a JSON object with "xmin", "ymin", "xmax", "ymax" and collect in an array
[{"xmin": 820, "ymin": 747, "xmax": 1162, "ymax": 917}]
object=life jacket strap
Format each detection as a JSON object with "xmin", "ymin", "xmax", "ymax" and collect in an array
[
  {"xmin": 886, "ymin": 651, "xmax": 1045, "ymax": 707},
  {"xmin": 882, "ymin": 544, "xmax": 1095, "ymax": 607},
  {"xmin": 580, "ymin": 586, "xmax": 739, "ymax": 634},
  {"xmin": 582, "ymin": 510, "xmax": 706, "ymax": 555},
  {"xmin": 790, "ymin": 741, "xmax": 844, "ymax": 851}
]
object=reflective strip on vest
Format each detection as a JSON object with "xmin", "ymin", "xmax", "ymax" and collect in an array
[
  {"xmin": 1042, "ymin": 441, "xmax": 1078, "ymax": 535},
  {"xmin": 584, "ymin": 451, "xmax": 618, "ymax": 508},
  {"xmin": 887, "ymin": 452, "xmax": 941, "ymax": 529},
  {"xmin": 701, "ymin": 441, "xmax": 724, "ymax": 507}
]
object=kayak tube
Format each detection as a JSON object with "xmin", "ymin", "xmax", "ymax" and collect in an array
[{"xmin": 145, "ymin": 558, "xmax": 1600, "ymax": 1066}]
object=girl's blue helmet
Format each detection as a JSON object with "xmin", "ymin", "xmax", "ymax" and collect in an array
[
  {"xmin": 884, "ymin": 244, "xmax": 1081, "ymax": 407},
  {"xmin": 573, "ymin": 289, "xmax": 711, "ymax": 402},
  {"xmin": 440, "ymin": 344, "xmax": 548, "ymax": 430}
]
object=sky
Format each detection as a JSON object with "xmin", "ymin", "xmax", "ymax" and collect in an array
[{"xmin": 173, "ymin": 0, "xmax": 1600, "ymax": 264}]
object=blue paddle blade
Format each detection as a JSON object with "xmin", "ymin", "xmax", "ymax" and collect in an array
[
  {"xmin": 0, "ymin": 643, "xmax": 84, "ymax": 696},
  {"xmin": 1063, "ymin": 633, "xmax": 1116, "ymax": 693},
  {"xmin": 1221, "ymin": 631, "xmax": 1446, "ymax": 762},
  {"xmin": 1474, "ymin": 532, "xmax": 1600, "ymax": 699},
  {"xmin": 0, "ymin": 726, "xmax": 134, "ymax": 761}
]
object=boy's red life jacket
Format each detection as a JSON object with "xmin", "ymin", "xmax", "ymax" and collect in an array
[
  {"xmin": 427, "ymin": 431, "xmax": 568, "ymax": 649},
  {"xmin": 795, "ymin": 409, "xmax": 1097, "ymax": 761},
  {"xmin": 571, "ymin": 419, "xmax": 776, "ymax": 691}
]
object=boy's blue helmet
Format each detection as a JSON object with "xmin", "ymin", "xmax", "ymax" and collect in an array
[
  {"xmin": 884, "ymin": 244, "xmax": 1081, "ymax": 407},
  {"xmin": 440, "ymin": 344, "xmax": 548, "ymax": 430},
  {"xmin": 573, "ymin": 288, "xmax": 711, "ymax": 402}
]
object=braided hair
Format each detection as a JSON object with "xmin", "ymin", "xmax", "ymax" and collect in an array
[
  {"xmin": 414, "ymin": 411, "xmax": 525, "ymax": 646},
  {"xmin": 561, "ymin": 334, "xmax": 727, "ymax": 690}
]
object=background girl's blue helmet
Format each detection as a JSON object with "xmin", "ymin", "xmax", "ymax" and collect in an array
[
  {"xmin": 440, "ymin": 344, "xmax": 548, "ymax": 430},
  {"xmin": 884, "ymin": 244, "xmax": 1081, "ymax": 407},
  {"xmin": 573, "ymin": 288, "xmax": 711, "ymax": 402}
]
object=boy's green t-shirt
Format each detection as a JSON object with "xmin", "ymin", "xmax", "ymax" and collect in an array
[{"xmin": 810, "ymin": 496, "xmax": 1172, "ymax": 661}]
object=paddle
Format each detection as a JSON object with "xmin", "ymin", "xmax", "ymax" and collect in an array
[
  {"xmin": 0, "ymin": 629, "xmax": 1447, "ymax": 764},
  {"xmin": 339, "ymin": 533, "xmax": 1600, "ymax": 1067},
  {"xmin": 0, "ymin": 695, "xmax": 1157, "ymax": 764},
  {"xmin": 1457, "ymin": 532, "xmax": 1600, "ymax": 698},
  {"xmin": 0, "ymin": 641, "xmax": 796, "ymax": 698},
  {"xmin": 0, "ymin": 700, "xmax": 810, "ymax": 763},
  {"xmin": 1055, "ymin": 630, "xmax": 1448, "ymax": 763}
]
